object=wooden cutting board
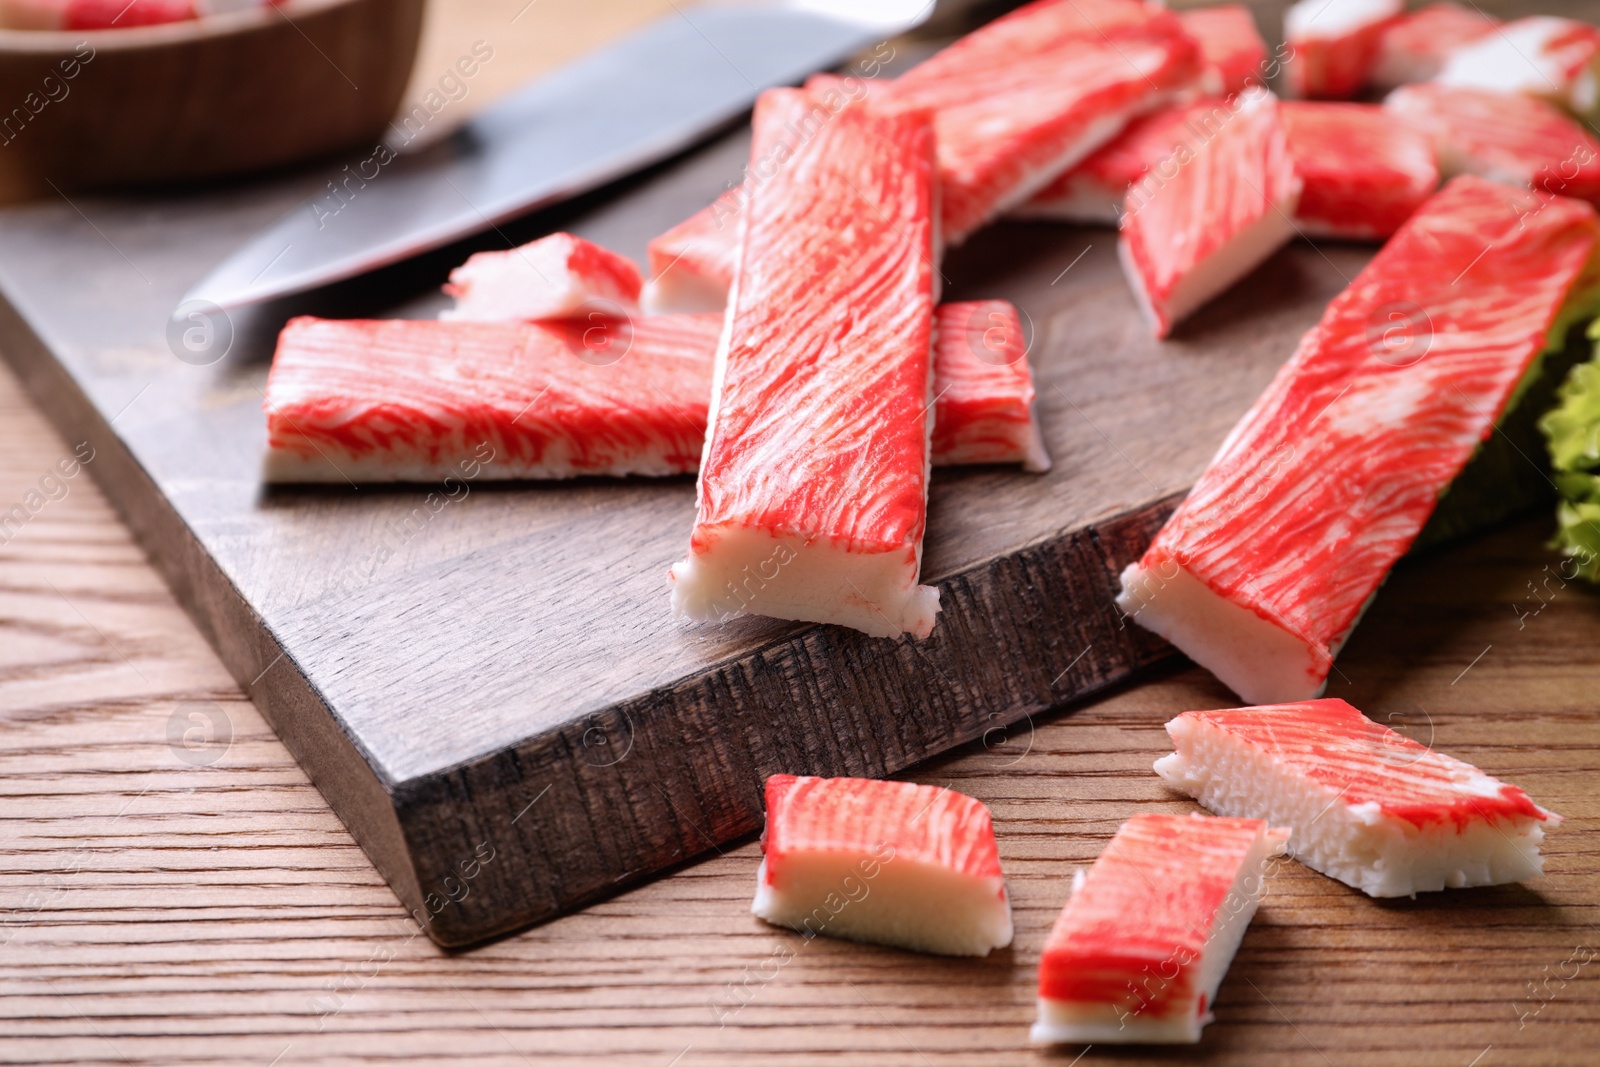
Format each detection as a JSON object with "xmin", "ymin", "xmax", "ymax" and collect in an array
[{"xmin": 0, "ymin": 0, "xmax": 1577, "ymax": 948}]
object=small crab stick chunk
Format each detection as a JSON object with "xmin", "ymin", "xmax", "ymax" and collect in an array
[
  {"xmin": 1385, "ymin": 83, "xmax": 1600, "ymax": 205},
  {"xmin": 669, "ymin": 87, "xmax": 941, "ymax": 638},
  {"xmin": 1119, "ymin": 89, "xmax": 1301, "ymax": 338},
  {"xmin": 1283, "ymin": 0, "xmax": 1404, "ymax": 100},
  {"xmin": 1117, "ymin": 177, "xmax": 1600, "ymax": 704},
  {"xmin": 442, "ymin": 232, "xmax": 643, "ymax": 322},
  {"xmin": 1436, "ymin": 16, "xmax": 1600, "ymax": 118},
  {"xmin": 1177, "ymin": 4, "xmax": 1269, "ymax": 97},
  {"xmin": 641, "ymin": 193, "xmax": 741, "ymax": 315},
  {"xmin": 1031, "ymin": 813, "xmax": 1287, "ymax": 1045},
  {"xmin": 1368, "ymin": 1, "xmax": 1499, "ymax": 91},
  {"xmin": 1281, "ymin": 101, "xmax": 1439, "ymax": 239},
  {"xmin": 1156, "ymin": 699, "xmax": 1563, "ymax": 897},
  {"xmin": 1019, "ymin": 102, "xmax": 1216, "ymax": 226},
  {"xmin": 753, "ymin": 775, "xmax": 1013, "ymax": 957},
  {"xmin": 932, "ymin": 301, "xmax": 1051, "ymax": 472}
]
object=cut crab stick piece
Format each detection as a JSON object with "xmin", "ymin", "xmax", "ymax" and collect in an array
[
  {"xmin": 1156, "ymin": 699, "xmax": 1562, "ymax": 897},
  {"xmin": 1020, "ymin": 101, "xmax": 1217, "ymax": 225},
  {"xmin": 883, "ymin": 7, "xmax": 1202, "ymax": 244},
  {"xmin": 932, "ymin": 301, "xmax": 1051, "ymax": 471},
  {"xmin": 1119, "ymin": 88, "xmax": 1301, "ymax": 338},
  {"xmin": 261, "ymin": 315, "xmax": 711, "ymax": 482},
  {"xmin": 1385, "ymin": 83, "xmax": 1600, "ymax": 205},
  {"xmin": 1177, "ymin": 4, "xmax": 1269, "ymax": 97},
  {"xmin": 1117, "ymin": 176, "xmax": 1600, "ymax": 704},
  {"xmin": 1436, "ymin": 16, "xmax": 1600, "ymax": 118},
  {"xmin": 753, "ymin": 775, "xmax": 1013, "ymax": 957},
  {"xmin": 1280, "ymin": 101, "xmax": 1439, "ymax": 239},
  {"xmin": 668, "ymin": 88, "xmax": 940, "ymax": 638},
  {"xmin": 442, "ymin": 232, "xmax": 642, "ymax": 322},
  {"xmin": 641, "ymin": 190, "xmax": 742, "ymax": 315},
  {"xmin": 1032, "ymin": 813, "xmax": 1287, "ymax": 1045},
  {"xmin": 1283, "ymin": 0, "xmax": 1404, "ymax": 100},
  {"xmin": 1368, "ymin": 2, "xmax": 1499, "ymax": 91}
]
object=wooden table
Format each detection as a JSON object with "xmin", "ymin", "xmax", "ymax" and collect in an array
[{"xmin": 3, "ymin": 2, "xmax": 1599, "ymax": 1064}]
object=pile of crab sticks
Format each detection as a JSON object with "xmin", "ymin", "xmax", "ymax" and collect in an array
[{"xmin": 259, "ymin": 0, "xmax": 1600, "ymax": 1044}]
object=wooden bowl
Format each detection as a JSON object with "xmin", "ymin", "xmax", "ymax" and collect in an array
[{"xmin": 0, "ymin": 0, "xmax": 424, "ymax": 201}]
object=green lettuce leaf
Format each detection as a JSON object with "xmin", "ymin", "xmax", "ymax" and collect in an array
[{"xmin": 1538, "ymin": 323, "xmax": 1600, "ymax": 580}]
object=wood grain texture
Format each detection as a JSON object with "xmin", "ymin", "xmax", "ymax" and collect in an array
[
  {"xmin": 0, "ymin": 0, "xmax": 425, "ymax": 200},
  {"xmin": 3, "ymin": 348, "xmax": 1598, "ymax": 1066}
]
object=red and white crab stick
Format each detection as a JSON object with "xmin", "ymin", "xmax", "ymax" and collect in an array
[
  {"xmin": 669, "ymin": 87, "xmax": 941, "ymax": 638},
  {"xmin": 1032, "ymin": 813, "xmax": 1287, "ymax": 1045},
  {"xmin": 1176, "ymin": 4, "xmax": 1270, "ymax": 97},
  {"xmin": 1117, "ymin": 176, "xmax": 1600, "ymax": 704},
  {"xmin": 1280, "ymin": 101, "xmax": 1439, "ymax": 239},
  {"xmin": 1385, "ymin": 83, "xmax": 1600, "ymax": 206},
  {"xmin": 1436, "ymin": 15, "xmax": 1600, "ymax": 118},
  {"xmin": 1156, "ymin": 699, "xmax": 1562, "ymax": 897},
  {"xmin": 1119, "ymin": 88, "xmax": 1301, "ymax": 338},
  {"xmin": 1282, "ymin": 0, "xmax": 1403, "ymax": 100},
  {"xmin": 753, "ymin": 775, "xmax": 1013, "ymax": 957}
]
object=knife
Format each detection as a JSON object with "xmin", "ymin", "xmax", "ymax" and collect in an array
[{"xmin": 183, "ymin": 0, "xmax": 940, "ymax": 311}]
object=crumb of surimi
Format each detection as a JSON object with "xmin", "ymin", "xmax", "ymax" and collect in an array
[
  {"xmin": 753, "ymin": 775, "xmax": 1013, "ymax": 957},
  {"xmin": 1031, "ymin": 813, "xmax": 1287, "ymax": 1045},
  {"xmin": 442, "ymin": 232, "xmax": 642, "ymax": 322},
  {"xmin": 1435, "ymin": 16, "xmax": 1600, "ymax": 118},
  {"xmin": 1280, "ymin": 101, "xmax": 1439, "ymax": 239},
  {"xmin": 1155, "ymin": 699, "xmax": 1562, "ymax": 897},
  {"xmin": 1368, "ymin": 2, "xmax": 1499, "ymax": 91},
  {"xmin": 668, "ymin": 86, "xmax": 940, "ymax": 638},
  {"xmin": 1283, "ymin": 0, "xmax": 1404, "ymax": 100},
  {"xmin": 1117, "ymin": 177, "xmax": 1600, "ymax": 703},
  {"xmin": 1118, "ymin": 89, "xmax": 1301, "ymax": 338}
]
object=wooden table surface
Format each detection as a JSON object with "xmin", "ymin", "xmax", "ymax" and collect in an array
[{"xmin": 4, "ymin": 2, "xmax": 1600, "ymax": 1065}]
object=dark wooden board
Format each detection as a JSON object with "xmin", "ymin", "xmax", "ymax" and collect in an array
[{"xmin": 0, "ymin": 0, "xmax": 1578, "ymax": 947}]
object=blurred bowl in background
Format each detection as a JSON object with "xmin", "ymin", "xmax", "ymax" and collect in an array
[{"xmin": 0, "ymin": 0, "xmax": 424, "ymax": 201}]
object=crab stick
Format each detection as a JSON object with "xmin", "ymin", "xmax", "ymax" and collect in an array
[
  {"xmin": 1283, "ymin": 0, "xmax": 1404, "ymax": 99},
  {"xmin": 1436, "ymin": 16, "xmax": 1600, "ymax": 118},
  {"xmin": 668, "ymin": 88, "xmax": 941, "ymax": 638},
  {"xmin": 1117, "ymin": 176, "xmax": 1600, "ymax": 704},
  {"xmin": 1385, "ymin": 83, "xmax": 1600, "ymax": 205},
  {"xmin": 932, "ymin": 301, "xmax": 1051, "ymax": 471},
  {"xmin": 1119, "ymin": 88, "xmax": 1301, "ymax": 338},
  {"xmin": 753, "ymin": 775, "xmax": 1013, "ymax": 957},
  {"xmin": 1177, "ymin": 4, "xmax": 1269, "ymax": 97},
  {"xmin": 262, "ymin": 315, "xmax": 711, "ymax": 483},
  {"xmin": 442, "ymin": 232, "xmax": 642, "ymax": 322},
  {"xmin": 1156, "ymin": 699, "xmax": 1562, "ymax": 897},
  {"xmin": 1032, "ymin": 813, "xmax": 1287, "ymax": 1045},
  {"xmin": 1280, "ymin": 101, "xmax": 1439, "ymax": 239},
  {"xmin": 1019, "ymin": 102, "xmax": 1218, "ymax": 226},
  {"xmin": 1368, "ymin": 2, "xmax": 1499, "ymax": 91}
]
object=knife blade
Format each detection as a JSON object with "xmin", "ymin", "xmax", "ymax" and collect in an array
[{"xmin": 183, "ymin": 1, "xmax": 936, "ymax": 311}]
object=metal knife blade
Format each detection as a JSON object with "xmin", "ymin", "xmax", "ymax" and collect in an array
[{"xmin": 183, "ymin": 1, "xmax": 932, "ymax": 311}]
